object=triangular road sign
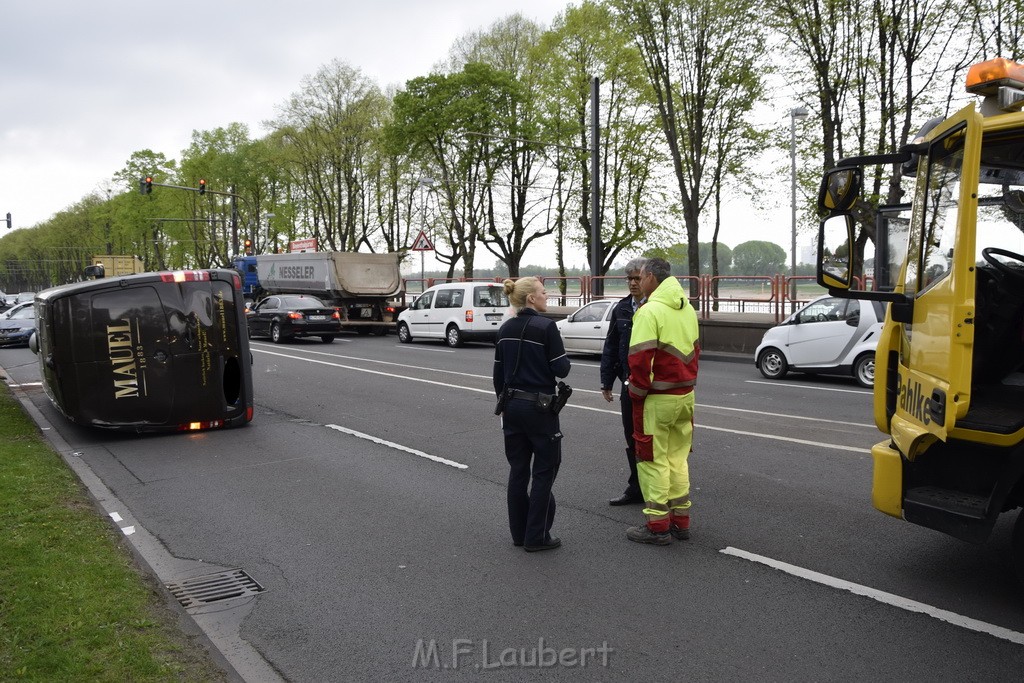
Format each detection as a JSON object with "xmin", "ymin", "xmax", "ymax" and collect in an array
[{"xmin": 411, "ymin": 230, "xmax": 434, "ymax": 251}]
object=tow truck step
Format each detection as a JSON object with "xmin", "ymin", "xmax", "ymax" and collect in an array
[{"xmin": 904, "ymin": 486, "xmax": 988, "ymax": 519}]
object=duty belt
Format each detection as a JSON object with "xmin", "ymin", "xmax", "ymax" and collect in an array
[{"xmin": 509, "ymin": 389, "xmax": 545, "ymax": 401}]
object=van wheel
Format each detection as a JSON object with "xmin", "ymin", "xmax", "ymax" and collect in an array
[
  {"xmin": 853, "ymin": 353, "xmax": 875, "ymax": 388},
  {"xmin": 271, "ymin": 322, "xmax": 287, "ymax": 344},
  {"xmin": 757, "ymin": 347, "xmax": 788, "ymax": 379},
  {"xmin": 446, "ymin": 324, "xmax": 464, "ymax": 348},
  {"xmin": 397, "ymin": 322, "xmax": 412, "ymax": 344},
  {"xmin": 320, "ymin": 335, "xmax": 335, "ymax": 344}
]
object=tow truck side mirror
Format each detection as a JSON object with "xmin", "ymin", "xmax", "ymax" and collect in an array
[
  {"xmin": 818, "ymin": 167, "xmax": 862, "ymax": 213},
  {"xmin": 818, "ymin": 214, "xmax": 853, "ymax": 290}
]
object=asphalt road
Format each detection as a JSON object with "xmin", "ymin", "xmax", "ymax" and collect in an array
[{"xmin": 3, "ymin": 336, "xmax": 1024, "ymax": 682}]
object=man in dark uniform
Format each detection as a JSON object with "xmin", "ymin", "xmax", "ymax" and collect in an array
[
  {"xmin": 494, "ymin": 277, "xmax": 572, "ymax": 552},
  {"xmin": 600, "ymin": 258, "xmax": 648, "ymax": 506}
]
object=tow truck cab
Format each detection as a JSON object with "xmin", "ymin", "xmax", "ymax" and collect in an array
[
  {"xmin": 33, "ymin": 269, "xmax": 253, "ymax": 432},
  {"xmin": 818, "ymin": 57, "xmax": 1024, "ymax": 578}
]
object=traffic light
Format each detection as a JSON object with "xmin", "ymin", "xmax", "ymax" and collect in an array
[
  {"xmin": 244, "ymin": 239, "xmax": 253, "ymax": 255},
  {"xmin": 4, "ymin": 213, "xmax": 10, "ymax": 230},
  {"xmin": 140, "ymin": 177, "xmax": 153, "ymax": 195},
  {"xmin": 198, "ymin": 179, "xmax": 206, "ymax": 195}
]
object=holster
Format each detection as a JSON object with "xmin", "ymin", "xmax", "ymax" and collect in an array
[
  {"xmin": 494, "ymin": 386, "xmax": 511, "ymax": 415},
  {"xmin": 550, "ymin": 382, "xmax": 573, "ymax": 414}
]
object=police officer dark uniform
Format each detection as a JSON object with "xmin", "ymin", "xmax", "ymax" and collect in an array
[
  {"xmin": 493, "ymin": 276, "xmax": 571, "ymax": 552},
  {"xmin": 600, "ymin": 258, "xmax": 647, "ymax": 506}
]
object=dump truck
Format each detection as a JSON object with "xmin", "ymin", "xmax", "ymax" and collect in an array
[
  {"xmin": 233, "ymin": 251, "xmax": 403, "ymax": 334},
  {"xmin": 817, "ymin": 57, "xmax": 1024, "ymax": 580},
  {"xmin": 86, "ymin": 255, "xmax": 145, "ymax": 279}
]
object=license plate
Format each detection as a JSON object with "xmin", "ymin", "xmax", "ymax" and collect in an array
[
  {"xmin": 485, "ymin": 313, "xmax": 502, "ymax": 321},
  {"xmin": 309, "ymin": 315, "xmax": 327, "ymax": 321},
  {"xmin": 360, "ymin": 308, "xmax": 373, "ymax": 318}
]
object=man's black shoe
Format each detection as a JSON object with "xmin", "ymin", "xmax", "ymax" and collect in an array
[
  {"xmin": 524, "ymin": 537, "xmax": 561, "ymax": 552},
  {"xmin": 609, "ymin": 492, "xmax": 643, "ymax": 506}
]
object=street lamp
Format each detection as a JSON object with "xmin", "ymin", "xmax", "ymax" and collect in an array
[{"xmin": 790, "ymin": 105, "xmax": 809, "ymax": 308}]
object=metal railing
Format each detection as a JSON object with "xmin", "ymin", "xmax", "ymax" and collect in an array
[{"xmin": 398, "ymin": 273, "xmax": 836, "ymax": 323}]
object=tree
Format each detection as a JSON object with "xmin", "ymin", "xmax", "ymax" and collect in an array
[
  {"xmin": 612, "ymin": 0, "xmax": 768, "ymax": 292},
  {"xmin": 732, "ymin": 240, "xmax": 786, "ymax": 275}
]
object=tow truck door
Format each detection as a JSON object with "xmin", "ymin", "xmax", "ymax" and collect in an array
[{"xmin": 888, "ymin": 106, "xmax": 980, "ymax": 450}]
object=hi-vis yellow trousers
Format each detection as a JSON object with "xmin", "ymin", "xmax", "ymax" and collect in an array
[{"xmin": 635, "ymin": 392, "xmax": 694, "ymax": 531}]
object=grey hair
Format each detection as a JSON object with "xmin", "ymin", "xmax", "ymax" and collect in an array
[
  {"xmin": 643, "ymin": 257, "xmax": 671, "ymax": 283},
  {"xmin": 624, "ymin": 257, "xmax": 648, "ymax": 275}
]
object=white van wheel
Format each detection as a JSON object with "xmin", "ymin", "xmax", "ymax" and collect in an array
[
  {"xmin": 397, "ymin": 322, "xmax": 412, "ymax": 344},
  {"xmin": 446, "ymin": 324, "xmax": 464, "ymax": 348}
]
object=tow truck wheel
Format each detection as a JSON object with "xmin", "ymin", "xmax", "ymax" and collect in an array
[
  {"xmin": 271, "ymin": 322, "xmax": 287, "ymax": 344},
  {"xmin": 853, "ymin": 353, "xmax": 875, "ymax": 388},
  {"xmin": 446, "ymin": 324, "xmax": 464, "ymax": 348},
  {"xmin": 397, "ymin": 322, "xmax": 412, "ymax": 344},
  {"xmin": 1013, "ymin": 509, "xmax": 1024, "ymax": 584},
  {"xmin": 757, "ymin": 347, "xmax": 788, "ymax": 380}
]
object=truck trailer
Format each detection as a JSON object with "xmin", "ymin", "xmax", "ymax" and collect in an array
[{"xmin": 233, "ymin": 251, "xmax": 403, "ymax": 334}]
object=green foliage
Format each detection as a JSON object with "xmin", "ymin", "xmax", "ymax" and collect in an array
[{"xmin": 733, "ymin": 240, "xmax": 787, "ymax": 275}]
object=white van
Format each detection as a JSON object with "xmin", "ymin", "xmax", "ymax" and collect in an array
[{"xmin": 397, "ymin": 282, "xmax": 509, "ymax": 347}]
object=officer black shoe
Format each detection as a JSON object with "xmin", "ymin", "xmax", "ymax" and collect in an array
[
  {"xmin": 524, "ymin": 536, "xmax": 561, "ymax": 552},
  {"xmin": 609, "ymin": 492, "xmax": 643, "ymax": 506}
]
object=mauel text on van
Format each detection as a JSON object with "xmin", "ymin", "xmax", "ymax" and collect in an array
[{"xmin": 107, "ymin": 319, "xmax": 145, "ymax": 399}]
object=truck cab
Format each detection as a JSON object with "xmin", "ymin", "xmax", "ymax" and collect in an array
[{"xmin": 817, "ymin": 58, "xmax": 1024, "ymax": 578}]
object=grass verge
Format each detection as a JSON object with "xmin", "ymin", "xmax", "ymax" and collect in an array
[{"xmin": 0, "ymin": 382, "xmax": 226, "ymax": 681}]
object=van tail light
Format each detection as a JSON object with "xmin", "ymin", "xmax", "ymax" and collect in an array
[
  {"xmin": 232, "ymin": 273, "xmax": 242, "ymax": 290},
  {"xmin": 466, "ymin": 310, "xmax": 474, "ymax": 323},
  {"xmin": 178, "ymin": 419, "xmax": 224, "ymax": 431},
  {"xmin": 287, "ymin": 312, "xmax": 303, "ymax": 320},
  {"xmin": 246, "ymin": 406, "xmax": 254, "ymax": 422}
]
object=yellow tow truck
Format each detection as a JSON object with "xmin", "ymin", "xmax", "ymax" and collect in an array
[{"xmin": 819, "ymin": 57, "xmax": 1024, "ymax": 578}]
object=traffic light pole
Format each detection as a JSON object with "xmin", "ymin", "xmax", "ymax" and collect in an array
[{"xmin": 139, "ymin": 178, "xmax": 250, "ymax": 257}]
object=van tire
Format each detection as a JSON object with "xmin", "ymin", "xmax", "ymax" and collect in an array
[
  {"xmin": 397, "ymin": 322, "xmax": 412, "ymax": 344},
  {"xmin": 320, "ymin": 335, "xmax": 335, "ymax": 344},
  {"xmin": 271, "ymin": 322, "xmax": 288, "ymax": 344},
  {"xmin": 757, "ymin": 347, "xmax": 788, "ymax": 380},
  {"xmin": 446, "ymin": 324, "xmax": 464, "ymax": 348},
  {"xmin": 853, "ymin": 353, "xmax": 875, "ymax": 388}
]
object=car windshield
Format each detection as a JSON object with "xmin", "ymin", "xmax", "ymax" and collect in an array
[
  {"xmin": 9, "ymin": 307, "xmax": 34, "ymax": 320},
  {"xmin": 280, "ymin": 296, "xmax": 326, "ymax": 308}
]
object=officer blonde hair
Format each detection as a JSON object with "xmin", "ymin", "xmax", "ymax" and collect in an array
[{"xmin": 504, "ymin": 277, "xmax": 540, "ymax": 311}]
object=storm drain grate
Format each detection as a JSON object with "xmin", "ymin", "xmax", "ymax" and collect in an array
[{"xmin": 166, "ymin": 568, "xmax": 265, "ymax": 608}]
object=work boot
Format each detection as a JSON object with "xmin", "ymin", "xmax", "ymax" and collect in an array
[
  {"xmin": 626, "ymin": 525, "xmax": 672, "ymax": 546},
  {"xmin": 670, "ymin": 515, "xmax": 690, "ymax": 541}
]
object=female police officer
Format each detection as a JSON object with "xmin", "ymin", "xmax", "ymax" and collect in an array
[{"xmin": 493, "ymin": 277, "xmax": 571, "ymax": 552}]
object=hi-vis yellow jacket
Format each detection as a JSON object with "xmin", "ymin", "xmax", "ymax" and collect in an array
[{"xmin": 627, "ymin": 275, "xmax": 700, "ymax": 401}]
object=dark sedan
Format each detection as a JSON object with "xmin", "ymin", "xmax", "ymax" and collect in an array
[
  {"xmin": 247, "ymin": 294, "xmax": 342, "ymax": 344},
  {"xmin": 0, "ymin": 304, "xmax": 36, "ymax": 347}
]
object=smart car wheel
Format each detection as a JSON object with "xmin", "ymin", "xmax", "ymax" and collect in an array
[
  {"xmin": 271, "ymin": 322, "xmax": 287, "ymax": 344},
  {"xmin": 446, "ymin": 324, "xmax": 464, "ymax": 348},
  {"xmin": 853, "ymin": 353, "xmax": 875, "ymax": 388},
  {"xmin": 758, "ymin": 347, "xmax": 788, "ymax": 379},
  {"xmin": 397, "ymin": 322, "xmax": 412, "ymax": 344}
]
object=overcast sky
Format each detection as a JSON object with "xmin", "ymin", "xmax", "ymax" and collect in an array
[{"xmin": 2, "ymin": 1, "xmax": 800, "ymax": 271}]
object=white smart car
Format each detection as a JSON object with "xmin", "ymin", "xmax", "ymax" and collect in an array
[{"xmin": 754, "ymin": 295, "xmax": 885, "ymax": 388}]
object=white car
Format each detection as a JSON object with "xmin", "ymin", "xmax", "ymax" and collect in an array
[
  {"xmin": 755, "ymin": 295, "xmax": 885, "ymax": 388},
  {"xmin": 555, "ymin": 299, "xmax": 615, "ymax": 355},
  {"xmin": 1, "ymin": 301, "xmax": 32, "ymax": 320},
  {"xmin": 397, "ymin": 282, "xmax": 509, "ymax": 347}
]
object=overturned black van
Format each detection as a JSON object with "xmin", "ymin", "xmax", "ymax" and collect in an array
[{"xmin": 32, "ymin": 269, "xmax": 253, "ymax": 432}]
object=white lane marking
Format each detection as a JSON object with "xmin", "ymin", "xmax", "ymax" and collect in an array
[
  {"xmin": 254, "ymin": 346, "xmax": 868, "ymax": 428},
  {"xmin": 722, "ymin": 547, "xmax": 1024, "ymax": 646},
  {"xmin": 109, "ymin": 512, "xmax": 123, "ymax": 522},
  {"xmin": 254, "ymin": 348, "xmax": 868, "ymax": 453},
  {"xmin": 745, "ymin": 379, "xmax": 871, "ymax": 395},
  {"xmin": 326, "ymin": 424, "xmax": 468, "ymax": 469},
  {"xmin": 392, "ymin": 344, "xmax": 454, "ymax": 353}
]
